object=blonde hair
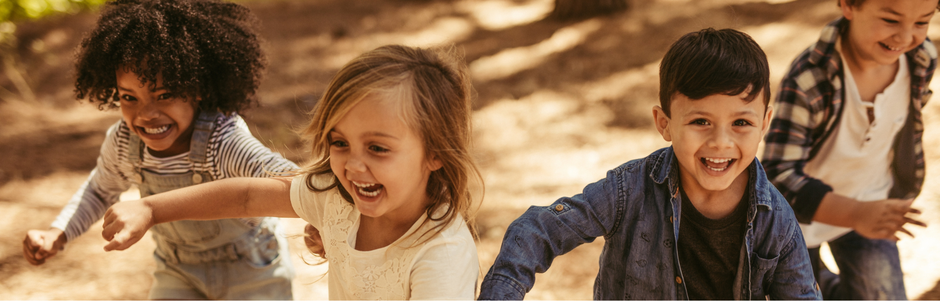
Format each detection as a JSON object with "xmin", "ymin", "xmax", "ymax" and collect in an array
[{"xmin": 299, "ymin": 44, "xmax": 482, "ymax": 244}]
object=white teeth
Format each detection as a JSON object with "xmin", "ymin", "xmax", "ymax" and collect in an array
[
  {"xmin": 706, "ymin": 166, "xmax": 728, "ymax": 172},
  {"xmin": 703, "ymin": 157, "xmax": 732, "ymax": 172},
  {"xmin": 351, "ymin": 181, "xmax": 382, "ymax": 197},
  {"xmin": 705, "ymin": 158, "xmax": 731, "ymax": 163},
  {"xmin": 143, "ymin": 125, "xmax": 170, "ymax": 134},
  {"xmin": 352, "ymin": 181, "xmax": 374, "ymax": 188},
  {"xmin": 358, "ymin": 187, "xmax": 381, "ymax": 197},
  {"xmin": 880, "ymin": 42, "xmax": 901, "ymax": 51}
]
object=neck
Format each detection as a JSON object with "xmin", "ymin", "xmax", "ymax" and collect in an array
[
  {"xmin": 355, "ymin": 197, "xmax": 428, "ymax": 251},
  {"xmin": 680, "ymin": 168, "xmax": 749, "ymax": 220}
]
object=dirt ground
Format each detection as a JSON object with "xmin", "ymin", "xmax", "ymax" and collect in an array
[{"xmin": 2, "ymin": 0, "xmax": 940, "ymax": 299}]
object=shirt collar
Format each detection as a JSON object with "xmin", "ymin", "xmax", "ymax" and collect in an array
[{"xmin": 649, "ymin": 147, "xmax": 773, "ymax": 209}]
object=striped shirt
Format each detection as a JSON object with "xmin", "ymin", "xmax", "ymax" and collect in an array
[
  {"xmin": 761, "ymin": 17, "xmax": 936, "ymax": 224},
  {"xmin": 51, "ymin": 113, "xmax": 299, "ymax": 242}
]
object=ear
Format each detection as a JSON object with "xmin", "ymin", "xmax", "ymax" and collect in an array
[
  {"xmin": 652, "ymin": 105, "xmax": 672, "ymax": 142},
  {"xmin": 840, "ymin": 0, "xmax": 854, "ymax": 20},
  {"xmin": 760, "ymin": 105, "xmax": 774, "ymax": 137},
  {"xmin": 427, "ymin": 155, "xmax": 444, "ymax": 172}
]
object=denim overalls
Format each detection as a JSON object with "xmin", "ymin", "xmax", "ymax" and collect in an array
[{"xmin": 127, "ymin": 111, "xmax": 293, "ymax": 299}]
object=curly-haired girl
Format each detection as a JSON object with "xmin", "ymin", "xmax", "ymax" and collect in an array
[{"xmin": 22, "ymin": 0, "xmax": 297, "ymax": 299}]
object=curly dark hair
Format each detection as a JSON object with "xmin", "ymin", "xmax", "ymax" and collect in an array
[{"xmin": 74, "ymin": 0, "xmax": 266, "ymax": 114}]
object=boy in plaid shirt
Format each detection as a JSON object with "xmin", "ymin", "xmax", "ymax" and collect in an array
[{"xmin": 761, "ymin": 0, "xmax": 937, "ymax": 299}]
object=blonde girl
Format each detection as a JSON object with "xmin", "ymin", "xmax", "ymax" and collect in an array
[{"xmin": 101, "ymin": 45, "xmax": 483, "ymax": 300}]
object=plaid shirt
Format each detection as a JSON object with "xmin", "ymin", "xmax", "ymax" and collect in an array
[{"xmin": 762, "ymin": 17, "xmax": 936, "ymax": 224}]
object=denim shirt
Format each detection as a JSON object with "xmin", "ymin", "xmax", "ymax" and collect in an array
[{"xmin": 479, "ymin": 147, "xmax": 820, "ymax": 300}]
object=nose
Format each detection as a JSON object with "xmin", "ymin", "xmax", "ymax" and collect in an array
[
  {"xmin": 345, "ymin": 151, "xmax": 368, "ymax": 174},
  {"xmin": 138, "ymin": 99, "xmax": 161, "ymax": 120},
  {"xmin": 894, "ymin": 26, "xmax": 915, "ymax": 46},
  {"xmin": 707, "ymin": 126, "xmax": 734, "ymax": 150}
]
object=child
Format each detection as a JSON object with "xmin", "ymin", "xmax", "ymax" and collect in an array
[
  {"xmin": 478, "ymin": 28, "xmax": 820, "ymax": 300},
  {"xmin": 99, "ymin": 44, "xmax": 482, "ymax": 300},
  {"xmin": 21, "ymin": 0, "xmax": 297, "ymax": 299},
  {"xmin": 761, "ymin": 0, "xmax": 935, "ymax": 299}
]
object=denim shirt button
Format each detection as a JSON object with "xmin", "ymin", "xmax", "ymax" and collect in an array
[
  {"xmin": 554, "ymin": 204, "xmax": 564, "ymax": 212},
  {"xmin": 675, "ymin": 276, "xmax": 682, "ymax": 284},
  {"xmin": 669, "ymin": 216, "xmax": 674, "ymax": 223}
]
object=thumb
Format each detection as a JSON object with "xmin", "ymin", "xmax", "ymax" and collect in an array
[
  {"xmin": 103, "ymin": 231, "xmax": 130, "ymax": 252},
  {"xmin": 38, "ymin": 234, "xmax": 58, "ymax": 256}
]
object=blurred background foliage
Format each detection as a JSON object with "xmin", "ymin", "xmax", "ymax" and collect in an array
[{"xmin": 1, "ymin": 0, "xmax": 105, "ymax": 102}]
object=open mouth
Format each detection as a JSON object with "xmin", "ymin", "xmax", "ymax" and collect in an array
[
  {"xmin": 352, "ymin": 181, "xmax": 384, "ymax": 197},
  {"xmin": 700, "ymin": 157, "xmax": 735, "ymax": 172},
  {"xmin": 879, "ymin": 42, "xmax": 902, "ymax": 52},
  {"xmin": 139, "ymin": 125, "xmax": 171, "ymax": 135}
]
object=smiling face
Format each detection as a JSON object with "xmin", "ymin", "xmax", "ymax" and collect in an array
[
  {"xmin": 654, "ymin": 91, "xmax": 772, "ymax": 197},
  {"xmin": 117, "ymin": 68, "xmax": 198, "ymax": 157},
  {"xmin": 841, "ymin": 0, "xmax": 937, "ymax": 67},
  {"xmin": 328, "ymin": 93, "xmax": 442, "ymax": 223}
]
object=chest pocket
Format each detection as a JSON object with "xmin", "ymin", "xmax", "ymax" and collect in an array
[
  {"xmin": 139, "ymin": 170, "xmax": 225, "ymax": 244},
  {"xmin": 749, "ymin": 251, "xmax": 779, "ymax": 298}
]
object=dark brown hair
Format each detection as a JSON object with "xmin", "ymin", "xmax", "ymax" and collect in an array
[{"xmin": 659, "ymin": 28, "xmax": 770, "ymax": 117}]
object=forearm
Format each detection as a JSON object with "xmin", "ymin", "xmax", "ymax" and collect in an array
[
  {"xmin": 145, "ymin": 177, "xmax": 296, "ymax": 224},
  {"xmin": 52, "ymin": 170, "xmax": 125, "ymax": 242},
  {"xmin": 811, "ymin": 191, "xmax": 857, "ymax": 228}
]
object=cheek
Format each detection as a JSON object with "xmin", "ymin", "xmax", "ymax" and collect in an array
[{"xmin": 329, "ymin": 155, "xmax": 344, "ymax": 177}]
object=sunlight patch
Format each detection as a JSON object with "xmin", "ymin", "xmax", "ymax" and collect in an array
[{"xmin": 470, "ymin": 19, "xmax": 602, "ymax": 82}]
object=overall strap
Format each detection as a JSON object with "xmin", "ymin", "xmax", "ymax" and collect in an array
[
  {"xmin": 189, "ymin": 110, "xmax": 222, "ymax": 183},
  {"xmin": 127, "ymin": 130, "xmax": 144, "ymax": 184}
]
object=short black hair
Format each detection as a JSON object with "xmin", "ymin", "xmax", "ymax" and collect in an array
[
  {"xmin": 658, "ymin": 28, "xmax": 770, "ymax": 117},
  {"xmin": 74, "ymin": 0, "xmax": 265, "ymax": 114}
]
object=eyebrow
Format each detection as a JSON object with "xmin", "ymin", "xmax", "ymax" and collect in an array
[
  {"xmin": 880, "ymin": 7, "xmax": 935, "ymax": 18},
  {"xmin": 686, "ymin": 109, "xmax": 759, "ymax": 118},
  {"xmin": 116, "ymin": 85, "xmax": 166, "ymax": 92},
  {"xmin": 329, "ymin": 129, "xmax": 400, "ymax": 140}
]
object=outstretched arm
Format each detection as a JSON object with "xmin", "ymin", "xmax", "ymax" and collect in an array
[{"xmin": 101, "ymin": 177, "xmax": 297, "ymax": 251}]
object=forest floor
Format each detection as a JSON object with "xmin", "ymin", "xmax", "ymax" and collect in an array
[{"xmin": 2, "ymin": 0, "xmax": 940, "ymax": 299}]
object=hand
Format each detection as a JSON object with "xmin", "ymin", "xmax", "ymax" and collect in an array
[
  {"xmin": 101, "ymin": 200, "xmax": 155, "ymax": 251},
  {"xmin": 304, "ymin": 223, "xmax": 326, "ymax": 259},
  {"xmin": 852, "ymin": 198, "xmax": 926, "ymax": 240},
  {"xmin": 23, "ymin": 228, "xmax": 67, "ymax": 265}
]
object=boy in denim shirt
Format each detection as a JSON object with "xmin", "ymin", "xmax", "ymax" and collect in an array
[
  {"xmin": 479, "ymin": 28, "xmax": 820, "ymax": 300},
  {"xmin": 761, "ymin": 0, "xmax": 936, "ymax": 299}
]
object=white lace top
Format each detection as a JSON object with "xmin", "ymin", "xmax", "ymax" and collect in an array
[{"xmin": 290, "ymin": 174, "xmax": 479, "ymax": 300}]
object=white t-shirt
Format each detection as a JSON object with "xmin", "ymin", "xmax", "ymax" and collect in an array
[
  {"xmin": 801, "ymin": 39, "xmax": 911, "ymax": 247},
  {"xmin": 290, "ymin": 174, "xmax": 479, "ymax": 300}
]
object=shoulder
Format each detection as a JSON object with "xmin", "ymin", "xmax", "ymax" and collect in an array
[
  {"xmin": 412, "ymin": 216, "xmax": 478, "ymax": 270},
  {"xmin": 908, "ymin": 38, "xmax": 937, "ymax": 72},
  {"xmin": 100, "ymin": 119, "xmax": 134, "ymax": 160},
  {"xmin": 780, "ymin": 19, "xmax": 844, "ymax": 95},
  {"xmin": 290, "ymin": 173, "xmax": 350, "ymax": 225},
  {"xmin": 209, "ymin": 112, "xmax": 248, "ymax": 139}
]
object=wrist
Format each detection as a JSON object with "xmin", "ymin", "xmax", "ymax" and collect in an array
[
  {"xmin": 47, "ymin": 227, "xmax": 67, "ymax": 249},
  {"xmin": 141, "ymin": 199, "xmax": 158, "ymax": 226}
]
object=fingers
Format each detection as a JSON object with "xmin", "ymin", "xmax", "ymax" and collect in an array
[
  {"xmin": 897, "ymin": 226, "xmax": 914, "ymax": 239},
  {"xmin": 904, "ymin": 216, "xmax": 927, "ymax": 228},
  {"xmin": 103, "ymin": 231, "xmax": 133, "ymax": 252},
  {"xmin": 22, "ymin": 234, "xmax": 45, "ymax": 265}
]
